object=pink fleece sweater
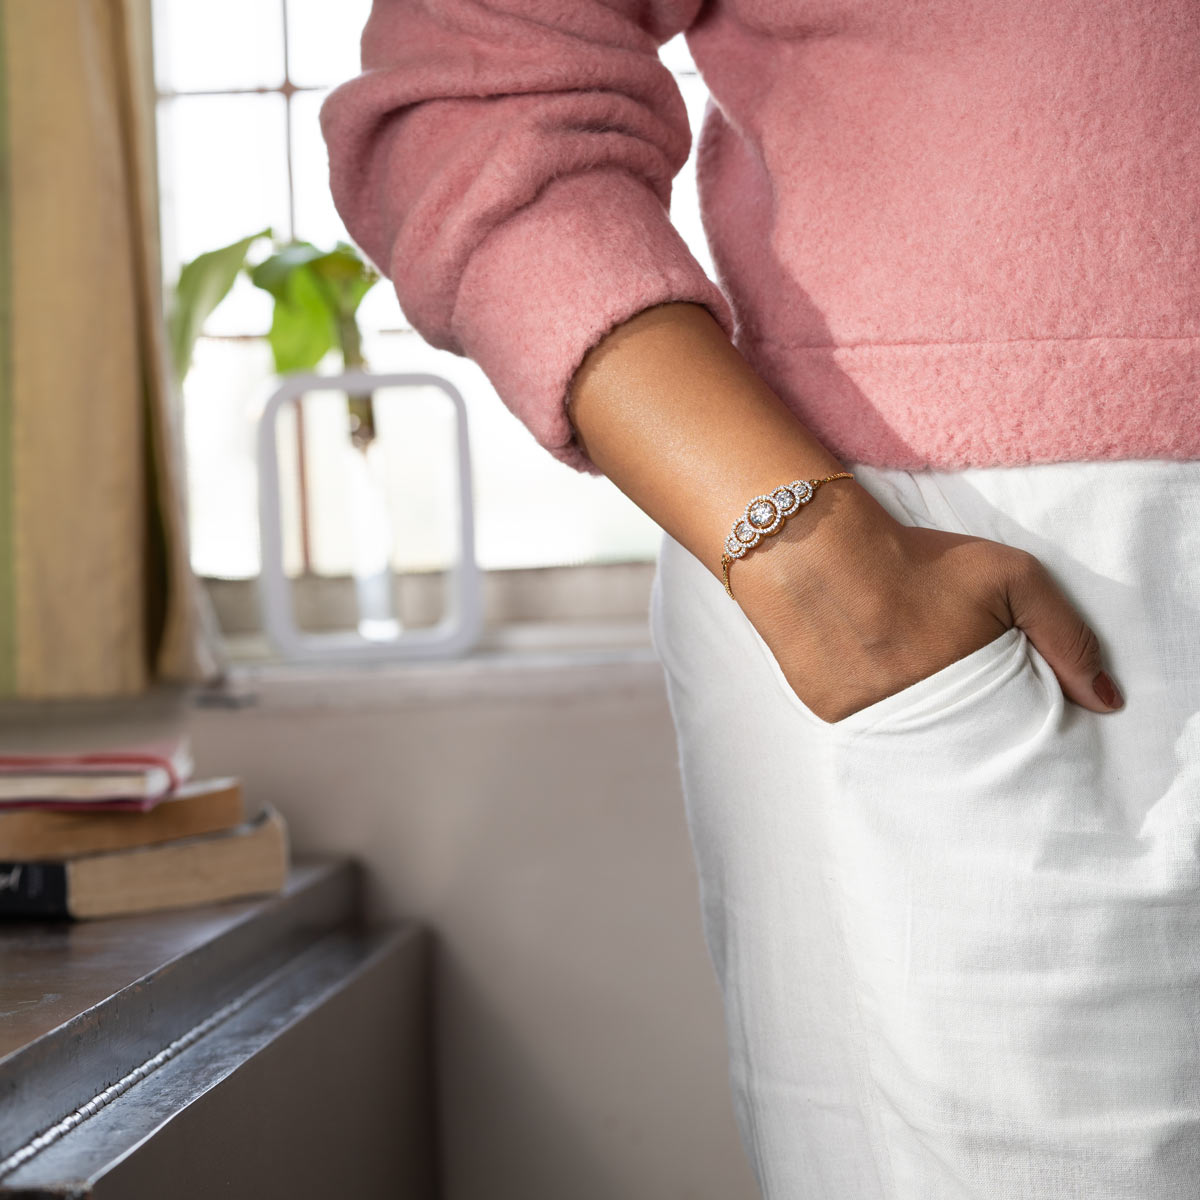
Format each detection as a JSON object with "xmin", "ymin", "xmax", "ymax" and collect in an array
[{"xmin": 321, "ymin": 1, "xmax": 1200, "ymax": 476}]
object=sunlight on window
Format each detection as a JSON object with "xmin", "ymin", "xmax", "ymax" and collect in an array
[{"xmin": 153, "ymin": 1, "xmax": 711, "ymax": 578}]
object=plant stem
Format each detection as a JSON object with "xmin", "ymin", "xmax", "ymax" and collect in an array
[{"xmin": 338, "ymin": 311, "xmax": 376, "ymax": 448}]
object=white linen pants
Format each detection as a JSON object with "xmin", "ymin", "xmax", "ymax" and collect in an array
[{"xmin": 649, "ymin": 457, "xmax": 1200, "ymax": 1200}]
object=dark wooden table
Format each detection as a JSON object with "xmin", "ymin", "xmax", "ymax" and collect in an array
[{"xmin": 0, "ymin": 858, "xmax": 435, "ymax": 1199}]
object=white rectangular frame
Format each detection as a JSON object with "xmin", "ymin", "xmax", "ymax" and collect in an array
[{"xmin": 256, "ymin": 371, "xmax": 483, "ymax": 661}]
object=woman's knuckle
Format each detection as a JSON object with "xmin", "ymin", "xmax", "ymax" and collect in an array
[
  {"xmin": 1006, "ymin": 547, "xmax": 1045, "ymax": 585},
  {"xmin": 1065, "ymin": 620, "xmax": 1102, "ymax": 671}
]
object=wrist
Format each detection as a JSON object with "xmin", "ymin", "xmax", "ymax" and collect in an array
[{"xmin": 727, "ymin": 479, "xmax": 904, "ymax": 609}]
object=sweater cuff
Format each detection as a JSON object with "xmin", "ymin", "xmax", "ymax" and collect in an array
[{"xmin": 449, "ymin": 167, "xmax": 736, "ymax": 475}]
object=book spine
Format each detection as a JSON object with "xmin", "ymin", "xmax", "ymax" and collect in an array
[{"xmin": 0, "ymin": 862, "xmax": 69, "ymax": 917}]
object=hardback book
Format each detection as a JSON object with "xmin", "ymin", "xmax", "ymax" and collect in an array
[
  {"xmin": 0, "ymin": 778, "xmax": 245, "ymax": 860},
  {"xmin": 0, "ymin": 805, "xmax": 289, "ymax": 920},
  {"xmin": 0, "ymin": 733, "xmax": 194, "ymax": 808}
]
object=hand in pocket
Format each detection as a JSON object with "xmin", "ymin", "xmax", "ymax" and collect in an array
[{"xmin": 730, "ymin": 481, "xmax": 1124, "ymax": 724}]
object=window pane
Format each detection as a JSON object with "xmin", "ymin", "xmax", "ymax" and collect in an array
[
  {"xmin": 290, "ymin": 90, "xmax": 349, "ymax": 250},
  {"xmin": 159, "ymin": 94, "xmax": 290, "ymax": 261},
  {"xmin": 153, "ymin": 0, "xmax": 285, "ymax": 92},
  {"xmin": 158, "ymin": 94, "xmax": 290, "ymax": 333},
  {"xmin": 182, "ymin": 339, "xmax": 276, "ymax": 579},
  {"xmin": 286, "ymin": 0, "xmax": 373, "ymax": 88}
]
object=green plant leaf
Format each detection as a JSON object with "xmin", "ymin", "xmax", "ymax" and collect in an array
[
  {"xmin": 250, "ymin": 240, "xmax": 379, "ymax": 372},
  {"xmin": 309, "ymin": 243, "xmax": 379, "ymax": 317},
  {"xmin": 248, "ymin": 241, "xmax": 327, "ymax": 299},
  {"xmin": 264, "ymin": 263, "xmax": 338, "ymax": 374},
  {"xmin": 167, "ymin": 229, "xmax": 270, "ymax": 388}
]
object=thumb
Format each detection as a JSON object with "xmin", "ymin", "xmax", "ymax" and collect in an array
[{"xmin": 1005, "ymin": 552, "xmax": 1124, "ymax": 713}]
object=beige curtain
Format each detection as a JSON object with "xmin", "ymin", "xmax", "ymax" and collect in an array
[{"xmin": 0, "ymin": 0, "xmax": 223, "ymax": 699}]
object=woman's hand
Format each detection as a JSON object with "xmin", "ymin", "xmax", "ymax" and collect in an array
[
  {"xmin": 730, "ymin": 481, "xmax": 1125, "ymax": 723},
  {"xmin": 565, "ymin": 302, "xmax": 1124, "ymax": 720}
]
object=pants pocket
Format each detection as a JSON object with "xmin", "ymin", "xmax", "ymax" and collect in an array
[
  {"xmin": 823, "ymin": 634, "xmax": 1200, "ymax": 1196},
  {"xmin": 746, "ymin": 620, "xmax": 1026, "ymax": 735}
]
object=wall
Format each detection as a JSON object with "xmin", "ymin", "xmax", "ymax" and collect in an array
[{"xmin": 190, "ymin": 649, "xmax": 760, "ymax": 1200}]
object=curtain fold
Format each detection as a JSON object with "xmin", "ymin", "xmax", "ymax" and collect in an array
[{"xmin": 0, "ymin": 0, "xmax": 223, "ymax": 699}]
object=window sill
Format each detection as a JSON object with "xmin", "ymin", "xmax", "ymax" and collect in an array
[
  {"xmin": 197, "ymin": 619, "xmax": 666, "ymax": 711},
  {"xmin": 202, "ymin": 561, "xmax": 659, "ymax": 636}
]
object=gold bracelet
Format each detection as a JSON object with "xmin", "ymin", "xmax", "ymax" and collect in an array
[{"xmin": 720, "ymin": 472, "xmax": 855, "ymax": 599}]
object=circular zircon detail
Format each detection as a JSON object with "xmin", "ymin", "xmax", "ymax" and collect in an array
[
  {"xmin": 772, "ymin": 487, "xmax": 798, "ymax": 514},
  {"xmin": 744, "ymin": 495, "xmax": 784, "ymax": 535},
  {"xmin": 734, "ymin": 520, "xmax": 759, "ymax": 546},
  {"xmin": 725, "ymin": 534, "xmax": 746, "ymax": 558},
  {"xmin": 790, "ymin": 479, "xmax": 815, "ymax": 504},
  {"xmin": 748, "ymin": 500, "xmax": 776, "ymax": 528}
]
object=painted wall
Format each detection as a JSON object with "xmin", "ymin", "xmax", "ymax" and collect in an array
[{"xmin": 190, "ymin": 654, "xmax": 760, "ymax": 1200}]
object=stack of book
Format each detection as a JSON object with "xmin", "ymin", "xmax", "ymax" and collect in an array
[{"xmin": 0, "ymin": 730, "xmax": 289, "ymax": 920}]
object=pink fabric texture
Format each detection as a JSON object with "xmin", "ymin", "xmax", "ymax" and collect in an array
[{"xmin": 320, "ymin": 0, "xmax": 1200, "ymax": 475}]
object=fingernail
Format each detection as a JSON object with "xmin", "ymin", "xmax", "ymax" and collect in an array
[{"xmin": 1093, "ymin": 670, "xmax": 1124, "ymax": 710}]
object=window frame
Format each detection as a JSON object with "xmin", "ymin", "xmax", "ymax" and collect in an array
[{"xmin": 152, "ymin": 3, "xmax": 703, "ymax": 640}]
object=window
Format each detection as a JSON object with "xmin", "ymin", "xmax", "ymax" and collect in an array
[{"xmin": 152, "ymin": 2, "xmax": 714, "ymax": 604}]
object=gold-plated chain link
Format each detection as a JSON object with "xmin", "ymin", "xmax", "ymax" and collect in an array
[{"xmin": 720, "ymin": 472, "xmax": 855, "ymax": 600}]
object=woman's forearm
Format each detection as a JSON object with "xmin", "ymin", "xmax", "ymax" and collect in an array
[{"xmin": 566, "ymin": 301, "xmax": 875, "ymax": 609}]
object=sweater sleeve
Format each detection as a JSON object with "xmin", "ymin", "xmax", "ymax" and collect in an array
[{"xmin": 319, "ymin": 0, "xmax": 735, "ymax": 475}]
